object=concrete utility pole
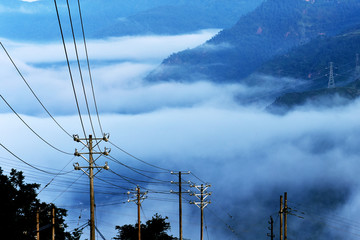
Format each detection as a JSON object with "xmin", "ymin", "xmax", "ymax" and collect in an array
[
  {"xmin": 190, "ymin": 184, "xmax": 211, "ymax": 240},
  {"xmin": 267, "ymin": 216, "xmax": 274, "ymax": 240},
  {"xmin": 171, "ymin": 171, "xmax": 190, "ymax": 240},
  {"xmin": 73, "ymin": 134, "xmax": 110, "ymax": 240},
  {"xmin": 128, "ymin": 186, "xmax": 148, "ymax": 240},
  {"xmin": 328, "ymin": 62, "xmax": 335, "ymax": 88}
]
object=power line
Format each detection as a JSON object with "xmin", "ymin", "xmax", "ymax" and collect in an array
[
  {"xmin": 76, "ymin": 0, "xmax": 104, "ymax": 136},
  {"xmin": 0, "ymin": 95, "xmax": 72, "ymax": 155},
  {"xmin": 0, "ymin": 42, "xmax": 73, "ymax": 138},
  {"xmin": 65, "ymin": 0, "xmax": 96, "ymax": 138},
  {"xmin": 0, "ymin": 143, "xmax": 73, "ymax": 175},
  {"xmin": 109, "ymin": 140, "xmax": 172, "ymax": 172},
  {"xmin": 37, "ymin": 155, "xmax": 78, "ymax": 196},
  {"xmin": 190, "ymin": 172, "xmax": 206, "ymax": 184},
  {"xmin": 51, "ymin": 172, "xmax": 85, "ymax": 203},
  {"xmin": 107, "ymin": 155, "xmax": 169, "ymax": 183},
  {"xmin": 53, "ymin": 0, "xmax": 87, "ymax": 139}
]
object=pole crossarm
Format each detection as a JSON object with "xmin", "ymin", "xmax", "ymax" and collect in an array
[
  {"xmin": 189, "ymin": 183, "xmax": 211, "ymax": 240},
  {"xmin": 170, "ymin": 171, "xmax": 191, "ymax": 240},
  {"xmin": 72, "ymin": 134, "xmax": 110, "ymax": 240},
  {"xmin": 127, "ymin": 186, "xmax": 148, "ymax": 204},
  {"xmin": 189, "ymin": 184, "xmax": 211, "ymax": 209},
  {"xmin": 127, "ymin": 186, "xmax": 147, "ymax": 240}
]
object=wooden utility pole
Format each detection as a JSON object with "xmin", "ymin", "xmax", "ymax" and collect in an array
[
  {"xmin": 267, "ymin": 216, "xmax": 274, "ymax": 240},
  {"xmin": 190, "ymin": 184, "xmax": 211, "ymax": 240},
  {"xmin": 284, "ymin": 192, "xmax": 288, "ymax": 240},
  {"xmin": 179, "ymin": 172, "xmax": 183, "ymax": 240},
  {"xmin": 73, "ymin": 134, "xmax": 110, "ymax": 240},
  {"xmin": 128, "ymin": 186, "xmax": 147, "ymax": 240},
  {"xmin": 280, "ymin": 195, "xmax": 283, "ymax": 240},
  {"xmin": 137, "ymin": 187, "xmax": 141, "ymax": 240},
  {"xmin": 89, "ymin": 135, "xmax": 95, "ymax": 240},
  {"xmin": 36, "ymin": 208, "xmax": 40, "ymax": 240},
  {"xmin": 171, "ymin": 171, "xmax": 190, "ymax": 240},
  {"xmin": 52, "ymin": 206, "xmax": 55, "ymax": 240},
  {"xmin": 200, "ymin": 185, "xmax": 204, "ymax": 240}
]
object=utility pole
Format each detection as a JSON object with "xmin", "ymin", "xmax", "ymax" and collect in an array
[
  {"xmin": 280, "ymin": 195, "xmax": 283, "ymax": 240},
  {"xmin": 284, "ymin": 192, "xmax": 288, "ymax": 240},
  {"xmin": 190, "ymin": 184, "xmax": 211, "ymax": 240},
  {"xmin": 36, "ymin": 208, "xmax": 40, "ymax": 240},
  {"xmin": 328, "ymin": 62, "xmax": 335, "ymax": 88},
  {"xmin": 267, "ymin": 216, "xmax": 274, "ymax": 240},
  {"xmin": 52, "ymin": 206, "xmax": 55, "ymax": 240},
  {"xmin": 128, "ymin": 186, "xmax": 148, "ymax": 240},
  {"xmin": 73, "ymin": 134, "xmax": 110, "ymax": 240},
  {"xmin": 170, "ymin": 171, "xmax": 190, "ymax": 240}
]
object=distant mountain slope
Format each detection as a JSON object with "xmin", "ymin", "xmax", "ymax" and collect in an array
[
  {"xmin": 146, "ymin": 0, "xmax": 360, "ymax": 83},
  {"xmin": 267, "ymin": 86, "xmax": 360, "ymax": 114},
  {"xmin": 0, "ymin": 0, "xmax": 262, "ymax": 41},
  {"xmin": 258, "ymin": 25, "xmax": 360, "ymax": 91},
  {"xmin": 97, "ymin": 1, "xmax": 262, "ymax": 37}
]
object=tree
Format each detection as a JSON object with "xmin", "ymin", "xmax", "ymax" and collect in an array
[
  {"xmin": 114, "ymin": 213, "xmax": 177, "ymax": 240},
  {"xmin": 0, "ymin": 168, "xmax": 79, "ymax": 239}
]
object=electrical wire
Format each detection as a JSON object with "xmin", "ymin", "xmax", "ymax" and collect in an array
[
  {"xmin": 51, "ymin": 171, "xmax": 85, "ymax": 203},
  {"xmin": 53, "ymin": 0, "xmax": 87, "ymax": 139},
  {"xmin": 65, "ymin": 0, "xmax": 96, "ymax": 139},
  {"xmin": 0, "ymin": 95, "xmax": 72, "ymax": 155},
  {"xmin": 204, "ymin": 214, "xmax": 210, "ymax": 240},
  {"xmin": 109, "ymin": 140, "xmax": 172, "ymax": 172},
  {"xmin": 94, "ymin": 175, "xmax": 131, "ymax": 191},
  {"xmin": 190, "ymin": 172, "xmax": 206, "ymax": 184},
  {"xmin": 0, "ymin": 143, "xmax": 73, "ymax": 175},
  {"xmin": 76, "ymin": 0, "xmax": 104, "ymax": 135},
  {"xmin": 0, "ymin": 42, "xmax": 73, "ymax": 139},
  {"xmin": 107, "ymin": 155, "xmax": 169, "ymax": 183},
  {"xmin": 37, "ymin": 155, "xmax": 77, "ymax": 196}
]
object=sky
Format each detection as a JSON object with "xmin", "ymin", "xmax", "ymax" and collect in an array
[{"xmin": 2, "ymin": 1, "xmax": 360, "ymax": 240}]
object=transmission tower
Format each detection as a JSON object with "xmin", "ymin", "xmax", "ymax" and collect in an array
[
  {"xmin": 127, "ymin": 186, "xmax": 148, "ymax": 240},
  {"xmin": 73, "ymin": 134, "xmax": 110, "ymax": 240},
  {"xmin": 170, "ymin": 171, "xmax": 190, "ymax": 240},
  {"xmin": 328, "ymin": 62, "xmax": 335, "ymax": 88},
  {"xmin": 356, "ymin": 54, "xmax": 360, "ymax": 77},
  {"xmin": 190, "ymin": 184, "xmax": 211, "ymax": 240}
]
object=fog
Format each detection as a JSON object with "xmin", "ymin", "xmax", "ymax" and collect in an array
[{"xmin": 1, "ymin": 32, "xmax": 360, "ymax": 239}]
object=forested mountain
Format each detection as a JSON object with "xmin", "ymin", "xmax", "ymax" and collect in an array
[
  {"xmin": 258, "ymin": 25, "xmax": 360, "ymax": 90},
  {"xmin": 147, "ymin": 0, "xmax": 360, "ymax": 83},
  {"xmin": 267, "ymin": 86, "xmax": 360, "ymax": 114},
  {"xmin": 0, "ymin": 0, "xmax": 261, "ymax": 41}
]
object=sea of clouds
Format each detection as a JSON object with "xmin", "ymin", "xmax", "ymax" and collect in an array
[{"xmin": 1, "ymin": 29, "xmax": 360, "ymax": 239}]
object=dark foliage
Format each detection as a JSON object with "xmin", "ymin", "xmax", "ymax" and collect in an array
[
  {"xmin": 114, "ymin": 213, "xmax": 177, "ymax": 240},
  {"xmin": 0, "ymin": 168, "xmax": 78, "ymax": 240}
]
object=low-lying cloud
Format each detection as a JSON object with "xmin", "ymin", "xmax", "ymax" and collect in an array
[{"xmin": 1, "ymin": 32, "xmax": 360, "ymax": 239}]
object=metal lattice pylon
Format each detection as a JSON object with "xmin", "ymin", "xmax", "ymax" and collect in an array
[{"xmin": 328, "ymin": 62, "xmax": 335, "ymax": 88}]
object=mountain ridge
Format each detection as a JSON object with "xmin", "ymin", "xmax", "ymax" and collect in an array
[{"xmin": 146, "ymin": 0, "xmax": 360, "ymax": 83}]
